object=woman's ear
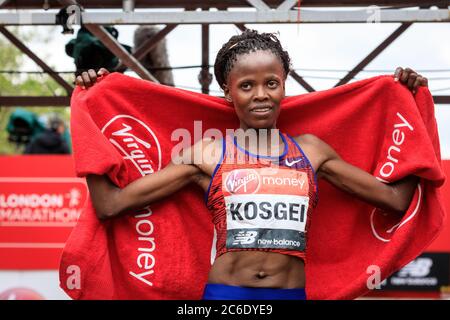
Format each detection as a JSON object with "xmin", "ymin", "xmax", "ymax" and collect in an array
[{"xmin": 222, "ymin": 84, "xmax": 232, "ymax": 102}]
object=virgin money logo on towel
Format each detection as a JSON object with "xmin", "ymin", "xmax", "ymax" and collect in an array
[
  {"xmin": 370, "ymin": 183, "xmax": 422, "ymax": 242},
  {"xmin": 101, "ymin": 115, "xmax": 161, "ymax": 288},
  {"xmin": 224, "ymin": 169, "xmax": 261, "ymax": 194},
  {"xmin": 101, "ymin": 115, "xmax": 162, "ymax": 176}
]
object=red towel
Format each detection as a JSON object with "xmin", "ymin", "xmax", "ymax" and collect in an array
[{"xmin": 59, "ymin": 73, "xmax": 446, "ymax": 300}]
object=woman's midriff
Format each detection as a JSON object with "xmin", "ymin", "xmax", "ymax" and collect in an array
[{"xmin": 207, "ymin": 251, "xmax": 305, "ymax": 288}]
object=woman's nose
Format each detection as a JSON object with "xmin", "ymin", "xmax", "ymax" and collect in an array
[{"xmin": 254, "ymin": 86, "xmax": 268, "ymax": 100}]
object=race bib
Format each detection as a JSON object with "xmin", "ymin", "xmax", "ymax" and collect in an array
[{"xmin": 223, "ymin": 167, "xmax": 310, "ymax": 251}]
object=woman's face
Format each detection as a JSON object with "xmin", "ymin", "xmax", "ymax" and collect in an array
[{"xmin": 223, "ymin": 50, "xmax": 286, "ymax": 130}]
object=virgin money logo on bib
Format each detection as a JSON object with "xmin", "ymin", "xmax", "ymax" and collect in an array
[{"xmin": 224, "ymin": 169, "xmax": 261, "ymax": 194}]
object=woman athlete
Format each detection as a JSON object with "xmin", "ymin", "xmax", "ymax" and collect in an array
[{"xmin": 76, "ymin": 29, "xmax": 429, "ymax": 300}]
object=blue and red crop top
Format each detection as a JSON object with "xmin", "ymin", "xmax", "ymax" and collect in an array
[{"xmin": 205, "ymin": 131, "xmax": 318, "ymax": 261}]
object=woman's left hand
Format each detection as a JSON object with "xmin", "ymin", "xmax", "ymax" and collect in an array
[{"xmin": 394, "ymin": 67, "xmax": 428, "ymax": 94}]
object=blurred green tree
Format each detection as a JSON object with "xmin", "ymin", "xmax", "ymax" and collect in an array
[{"xmin": 0, "ymin": 27, "xmax": 72, "ymax": 155}]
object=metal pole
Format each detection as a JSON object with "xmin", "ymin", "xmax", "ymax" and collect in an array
[
  {"xmin": 0, "ymin": 96, "xmax": 71, "ymax": 106},
  {"xmin": 334, "ymin": 22, "xmax": 412, "ymax": 87},
  {"xmin": 115, "ymin": 24, "xmax": 177, "ymax": 71},
  {"xmin": 433, "ymin": 96, "xmax": 450, "ymax": 104},
  {"xmin": 1, "ymin": 9, "xmax": 450, "ymax": 25},
  {"xmin": 57, "ymin": 0, "xmax": 158, "ymax": 81},
  {"xmin": 199, "ymin": 24, "xmax": 212, "ymax": 94},
  {"xmin": 0, "ymin": 26, "xmax": 74, "ymax": 94},
  {"xmin": 246, "ymin": 0, "xmax": 271, "ymax": 11},
  {"xmin": 277, "ymin": 0, "xmax": 299, "ymax": 11},
  {"xmin": 289, "ymin": 70, "xmax": 315, "ymax": 92}
]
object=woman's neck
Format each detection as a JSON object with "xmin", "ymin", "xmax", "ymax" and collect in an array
[{"xmin": 235, "ymin": 126, "xmax": 284, "ymax": 157}]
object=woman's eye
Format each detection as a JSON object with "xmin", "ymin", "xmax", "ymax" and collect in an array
[
  {"xmin": 240, "ymin": 83, "xmax": 251, "ymax": 90},
  {"xmin": 268, "ymin": 81, "xmax": 278, "ymax": 88}
]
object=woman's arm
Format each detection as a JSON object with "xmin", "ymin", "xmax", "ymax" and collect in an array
[
  {"xmin": 87, "ymin": 162, "xmax": 201, "ymax": 220},
  {"xmin": 306, "ymin": 135, "xmax": 419, "ymax": 216},
  {"xmin": 86, "ymin": 136, "xmax": 211, "ymax": 220}
]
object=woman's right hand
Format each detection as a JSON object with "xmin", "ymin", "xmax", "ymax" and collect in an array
[{"xmin": 75, "ymin": 68, "xmax": 110, "ymax": 89}]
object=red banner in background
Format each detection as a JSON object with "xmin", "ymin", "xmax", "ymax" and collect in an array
[
  {"xmin": 0, "ymin": 156, "xmax": 448, "ymax": 270},
  {"xmin": 0, "ymin": 156, "xmax": 87, "ymax": 269},
  {"xmin": 427, "ymin": 160, "xmax": 450, "ymax": 252}
]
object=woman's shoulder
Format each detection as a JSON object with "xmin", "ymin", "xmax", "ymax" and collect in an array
[
  {"xmin": 290, "ymin": 133, "xmax": 324, "ymax": 148},
  {"xmin": 171, "ymin": 136, "xmax": 222, "ymax": 175},
  {"xmin": 289, "ymin": 133, "xmax": 331, "ymax": 172}
]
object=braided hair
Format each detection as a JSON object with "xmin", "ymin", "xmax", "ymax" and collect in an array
[{"xmin": 214, "ymin": 29, "xmax": 291, "ymax": 89}]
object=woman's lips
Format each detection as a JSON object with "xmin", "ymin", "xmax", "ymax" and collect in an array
[{"xmin": 250, "ymin": 106, "xmax": 273, "ymax": 116}]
